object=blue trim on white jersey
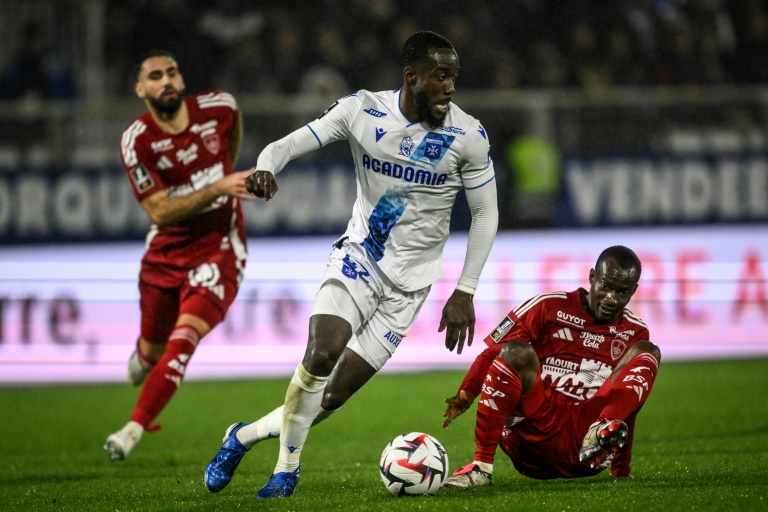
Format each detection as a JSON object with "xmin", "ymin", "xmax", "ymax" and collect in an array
[
  {"xmin": 465, "ymin": 175, "xmax": 496, "ymax": 190},
  {"xmin": 307, "ymin": 124, "xmax": 323, "ymax": 147}
]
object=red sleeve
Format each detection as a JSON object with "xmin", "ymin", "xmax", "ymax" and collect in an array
[
  {"xmin": 610, "ymin": 410, "xmax": 636, "ymax": 477},
  {"xmin": 121, "ymin": 128, "xmax": 163, "ymax": 201},
  {"xmin": 457, "ymin": 346, "xmax": 500, "ymax": 397}
]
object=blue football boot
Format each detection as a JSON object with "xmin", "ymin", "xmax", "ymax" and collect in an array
[
  {"xmin": 204, "ymin": 422, "xmax": 251, "ymax": 492},
  {"xmin": 255, "ymin": 466, "xmax": 301, "ymax": 499}
]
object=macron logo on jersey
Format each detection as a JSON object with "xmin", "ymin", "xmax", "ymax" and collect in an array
[{"xmin": 375, "ymin": 127, "xmax": 387, "ymax": 142}]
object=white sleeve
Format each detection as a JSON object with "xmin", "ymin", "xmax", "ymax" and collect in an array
[
  {"xmin": 254, "ymin": 93, "xmax": 358, "ymax": 174},
  {"xmin": 456, "ymin": 162, "xmax": 498, "ymax": 295},
  {"xmin": 254, "ymin": 125, "xmax": 321, "ymax": 175}
]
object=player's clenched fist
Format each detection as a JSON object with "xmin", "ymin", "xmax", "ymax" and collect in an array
[{"xmin": 246, "ymin": 170, "xmax": 278, "ymax": 200}]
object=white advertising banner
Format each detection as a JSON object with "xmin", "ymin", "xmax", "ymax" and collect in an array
[{"xmin": 1, "ymin": 226, "xmax": 766, "ymax": 384}]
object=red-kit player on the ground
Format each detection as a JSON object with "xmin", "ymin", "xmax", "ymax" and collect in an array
[
  {"xmin": 104, "ymin": 49, "xmax": 254, "ymax": 461},
  {"xmin": 442, "ymin": 245, "xmax": 661, "ymax": 487}
]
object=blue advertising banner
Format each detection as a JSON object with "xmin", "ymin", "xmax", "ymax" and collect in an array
[
  {"xmin": 0, "ymin": 162, "xmax": 357, "ymax": 243},
  {"xmin": 0, "ymin": 167, "xmax": 150, "ymax": 243},
  {"xmin": 557, "ymin": 153, "xmax": 768, "ymax": 226}
]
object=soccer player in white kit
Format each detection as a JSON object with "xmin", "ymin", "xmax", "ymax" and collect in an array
[{"xmin": 204, "ymin": 31, "xmax": 499, "ymax": 499}]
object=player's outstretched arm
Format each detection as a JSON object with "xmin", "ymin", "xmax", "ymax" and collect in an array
[{"xmin": 140, "ymin": 170, "xmax": 254, "ymax": 227}]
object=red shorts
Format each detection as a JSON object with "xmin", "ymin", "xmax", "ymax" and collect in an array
[
  {"xmin": 138, "ymin": 250, "xmax": 243, "ymax": 344},
  {"xmin": 499, "ymin": 375, "xmax": 611, "ymax": 479}
]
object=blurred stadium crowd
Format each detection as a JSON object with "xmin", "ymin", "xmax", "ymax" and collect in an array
[{"xmin": 1, "ymin": 0, "xmax": 767, "ymax": 102}]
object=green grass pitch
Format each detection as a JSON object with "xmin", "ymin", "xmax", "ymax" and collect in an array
[{"xmin": 1, "ymin": 359, "xmax": 767, "ymax": 511}]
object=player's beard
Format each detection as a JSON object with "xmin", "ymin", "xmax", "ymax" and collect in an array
[
  {"xmin": 414, "ymin": 90, "xmax": 449, "ymax": 128},
  {"xmin": 148, "ymin": 88, "xmax": 185, "ymax": 118}
]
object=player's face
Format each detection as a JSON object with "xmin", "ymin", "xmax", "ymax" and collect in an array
[
  {"xmin": 135, "ymin": 56, "xmax": 186, "ymax": 116},
  {"xmin": 586, "ymin": 258, "xmax": 639, "ymax": 323},
  {"xmin": 412, "ymin": 48, "xmax": 459, "ymax": 128}
]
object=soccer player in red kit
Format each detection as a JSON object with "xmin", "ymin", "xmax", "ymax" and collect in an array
[
  {"xmin": 442, "ymin": 245, "xmax": 661, "ymax": 486},
  {"xmin": 104, "ymin": 50, "xmax": 254, "ymax": 461}
]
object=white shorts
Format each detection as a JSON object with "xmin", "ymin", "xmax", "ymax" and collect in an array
[{"xmin": 310, "ymin": 239, "xmax": 430, "ymax": 371}]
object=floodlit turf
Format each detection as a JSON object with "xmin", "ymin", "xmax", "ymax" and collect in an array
[{"xmin": 1, "ymin": 359, "xmax": 767, "ymax": 511}]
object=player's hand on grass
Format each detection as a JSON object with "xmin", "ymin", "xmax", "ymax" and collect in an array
[
  {"xmin": 439, "ymin": 289, "xmax": 475, "ymax": 354},
  {"xmin": 442, "ymin": 390, "xmax": 475, "ymax": 428},
  {"xmin": 245, "ymin": 169, "xmax": 278, "ymax": 200}
]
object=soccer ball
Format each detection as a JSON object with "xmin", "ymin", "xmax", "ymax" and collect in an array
[{"xmin": 379, "ymin": 432, "xmax": 449, "ymax": 496}]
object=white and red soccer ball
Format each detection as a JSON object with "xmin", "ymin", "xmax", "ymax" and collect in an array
[{"xmin": 379, "ymin": 432, "xmax": 449, "ymax": 496}]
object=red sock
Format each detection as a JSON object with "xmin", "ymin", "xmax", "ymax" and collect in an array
[
  {"xmin": 130, "ymin": 325, "xmax": 199, "ymax": 429},
  {"xmin": 473, "ymin": 357, "xmax": 523, "ymax": 465},
  {"xmin": 599, "ymin": 352, "xmax": 659, "ymax": 420}
]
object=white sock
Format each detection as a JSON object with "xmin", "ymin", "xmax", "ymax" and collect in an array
[
  {"xmin": 312, "ymin": 405, "xmax": 338, "ymax": 427},
  {"xmin": 234, "ymin": 403, "xmax": 340, "ymax": 450},
  {"xmin": 114, "ymin": 421, "xmax": 144, "ymax": 455},
  {"xmin": 235, "ymin": 406, "xmax": 284, "ymax": 448},
  {"xmin": 274, "ymin": 364, "xmax": 328, "ymax": 474}
]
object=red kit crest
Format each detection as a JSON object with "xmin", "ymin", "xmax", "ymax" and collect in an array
[
  {"xmin": 203, "ymin": 133, "xmax": 220, "ymax": 154},
  {"xmin": 611, "ymin": 339, "xmax": 627, "ymax": 361}
]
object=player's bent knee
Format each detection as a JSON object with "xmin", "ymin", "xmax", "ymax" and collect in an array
[
  {"xmin": 303, "ymin": 355, "xmax": 337, "ymax": 376},
  {"xmin": 320, "ymin": 387, "xmax": 349, "ymax": 412},
  {"xmin": 498, "ymin": 341, "xmax": 539, "ymax": 381},
  {"xmin": 303, "ymin": 345, "xmax": 345, "ymax": 376},
  {"xmin": 499, "ymin": 341, "xmax": 536, "ymax": 365}
]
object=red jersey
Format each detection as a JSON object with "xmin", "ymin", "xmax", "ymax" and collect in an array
[
  {"xmin": 462, "ymin": 288, "xmax": 650, "ymax": 405},
  {"xmin": 119, "ymin": 91, "xmax": 247, "ymax": 285}
]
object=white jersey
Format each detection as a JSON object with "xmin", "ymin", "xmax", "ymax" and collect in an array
[{"xmin": 302, "ymin": 89, "xmax": 495, "ymax": 291}]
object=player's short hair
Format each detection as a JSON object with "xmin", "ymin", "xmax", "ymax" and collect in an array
[
  {"xmin": 400, "ymin": 31, "xmax": 454, "ymax": 67},
  {"xmin": 596, "ymin": 245, "xmax": 642, "ymax": 277},
  {"xmin": 132, "ymin": 49, "xmax": 178, "ymax": 82}
]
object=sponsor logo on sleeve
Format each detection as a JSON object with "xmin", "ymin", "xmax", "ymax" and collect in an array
[
  {"xmin": 490, "ymin": 316, "xmax": 514, "ymax": 342},
  {"xmin": 318, "ymin": 101, "xmax": 339, "ymax": 119},
  {"xmin": 130, "ymin": 164, "xmax": 154, "ymax": 191}
]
